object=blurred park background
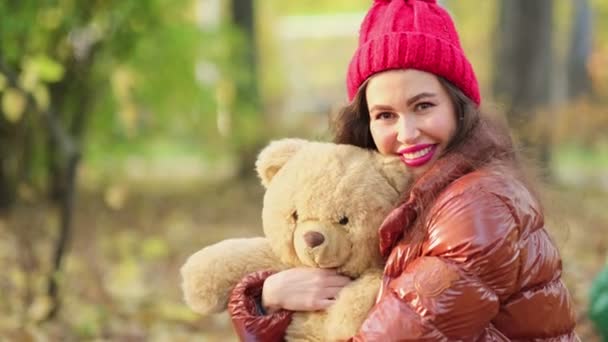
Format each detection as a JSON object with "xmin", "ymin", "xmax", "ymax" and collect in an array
[{"xmin": 0, "ymin": 0, "xmax": 607, "ymax": 340}]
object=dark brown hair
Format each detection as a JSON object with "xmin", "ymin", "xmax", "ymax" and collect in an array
[{"xmin": 331, "ymin": 75, "xmax": 541, "ymax": 214}]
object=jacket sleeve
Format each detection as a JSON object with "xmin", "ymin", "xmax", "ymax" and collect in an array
[
  {"xmin": 227, "ymin": 270, "xmax": 293, "ymax": 342},
  {"xmin": 351, "ymin": 189, "xmax": 520, "ymax": 341}
]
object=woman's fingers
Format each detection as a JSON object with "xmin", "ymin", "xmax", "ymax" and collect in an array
[
  {"xmin": 262, "ymin": 267, "xmax": 353, "ymax": 312},
  {"xmin": 323, "ymin": 274, "xmax": 352, "ymax": 287},
  {"xmin": 313, "ymin": 298, "xmax": 336, "ymax": 311},
  {"xmin": 310, "ymin": 269, "xmax": 351, "ymax": 286},
  {"xmin": 318, "ymin": 285, "xmax": 348, "ymax": 301}
]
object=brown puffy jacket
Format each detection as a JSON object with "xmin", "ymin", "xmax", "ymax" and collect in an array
[{"xmin": 227, "ymin": 125, "xmax": 578, "ymax": 341}]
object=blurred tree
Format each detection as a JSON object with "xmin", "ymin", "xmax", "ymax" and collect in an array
[
  {"xmin": 0, "ymin": 0, "xmax": 219, "ymax": 320},
  {"xmin": 229, "ymin": 0, "xmax": 267, "ymax": 178},
  {"xmin": 232, "ymin": 0, "xmax": 258, "ymax": 103},
  {"xmin": 567, "ymin": 0, "xmax": 593, "ymax": 100},
  {"xmin": 493, "ymin": 0, "xmax": 553, "ymax": 174}
]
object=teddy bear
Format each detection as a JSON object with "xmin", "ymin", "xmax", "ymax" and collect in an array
[{"xmin": 180, "ymin": 138, "xmax": 409, "ymax": 341}]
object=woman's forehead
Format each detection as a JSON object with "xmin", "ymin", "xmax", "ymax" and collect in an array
[{"xmin": 366, "ymin": 69, "xmax": 443, "ymax": 105}]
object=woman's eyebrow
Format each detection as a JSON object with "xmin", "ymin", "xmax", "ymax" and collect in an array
[
  {"xmin": 369, "ymin": 104, "xmax": 395, "ymax": 113},
  {"xmin": 369, "ymin": 92, "xmax": 437, "ymax": 112},
  {"xmin": 406, "ymin": 92, "xmax": 436, "ymax": 106}
]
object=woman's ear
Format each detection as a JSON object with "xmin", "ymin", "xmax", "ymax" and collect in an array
[{"xmin": 255, "ymin": 139, "xmax": 308, "ymax": 188}]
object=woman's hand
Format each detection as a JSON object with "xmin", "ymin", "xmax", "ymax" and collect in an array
[{"xmin": 262, "ymin": 268, "xmax": 352, "ymax": 313}]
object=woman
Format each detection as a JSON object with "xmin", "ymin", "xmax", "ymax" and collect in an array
[{"xmin": 226, "ymin": 0, "xmax": 578, "ymax": 340}]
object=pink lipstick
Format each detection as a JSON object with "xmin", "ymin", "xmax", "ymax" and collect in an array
[{"xmin": 398, "ymin": 144, "xmax": 437, "ymax": 167}]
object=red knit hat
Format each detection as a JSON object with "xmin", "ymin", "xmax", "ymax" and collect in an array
[{"xmin": 346, "ymin": 0, "xmax": 480, "ymax": 105}]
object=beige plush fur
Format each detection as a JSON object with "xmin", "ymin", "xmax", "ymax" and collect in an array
[{"xmin": 180, "ymin": 139, "xmax": 409, "ymax": 341}]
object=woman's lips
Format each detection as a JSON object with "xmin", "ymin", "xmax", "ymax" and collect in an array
[{"xmin": 398, "ymin": 144, "xmax": 438, "ymax": 167}]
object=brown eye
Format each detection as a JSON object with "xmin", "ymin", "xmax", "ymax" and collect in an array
[
  {"xmin": 339, "ymin": 216, "xmax": 349, "ymax": 225},
  {"xmin": 292, "ymin": 211, "xmax": 298, "ymax": 221},
  {"xmin": 414, "ymin": 102, "xmax": 434, "ymax": 112},
  {"xmin": 375, "ymin": 112, "xmax": 393, "ymax": 120}
]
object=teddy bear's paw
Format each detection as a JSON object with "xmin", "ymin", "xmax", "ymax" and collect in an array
[
  {"xmin": 325, "ymin": 271, "xmax": 382, "ymax": 340},
  {"xmin": 180, "ymin": 237, "xmax": 280, "ymax": 315}
]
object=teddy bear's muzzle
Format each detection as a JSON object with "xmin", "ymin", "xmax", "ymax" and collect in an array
[{"xmin": 294, "ymin": 222, "xmax": 352, "ymax": 269}]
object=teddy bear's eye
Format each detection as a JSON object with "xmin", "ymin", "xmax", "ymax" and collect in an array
[
  {"xmin": 292, "ymin": 211, "xmax": 298, "ymax": 221},
  {"xmin": 339, "ymin": 216, "xmax": 349, "ymax": 225}
]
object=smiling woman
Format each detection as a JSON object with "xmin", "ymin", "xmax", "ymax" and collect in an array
[
  {"xmin": 366, "ymin": 69, "xmax": 457, "ymax": 177},
  {"xmin": 220, "ymin": 0, "xmax": 579, "ymax": 340},
  {"xmin": 334, "ymin": 69, "xmax": 483, "ymax": 179}
]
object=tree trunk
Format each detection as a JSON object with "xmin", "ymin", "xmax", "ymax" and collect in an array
[
  {"xmin": 0, "ymin": 151, "xmax": 16, "ymax": 211},
  {"xmin": 567, "ymin": 0, "xmax": 593, "ymax": 99},
  {"xmin": 0, "ymin": 61, "xmax": 22, "ymax": 210},
  {"xmin": 44, "ymin": 65, "xmax": 91, "ymax": 320},
  {"xmin": 0, "ymin": 120, "xmax": 16, "ymax": 211},
  {"xmin": 494, "ymin": 0, "xmax": 553, "ymax": 112},
  {"xmin": 231, "ymin": 0, "xmax": 259, "ymax": 103},
  {"xmin": 493, "ymin": 0, "xmax": 554, "ymax": 175},
  {"xmin": 230, "ymin": 0, "xmax": 264, "ymax": 179},
  {"xmin": 46, "ymin": 146, "xmax": 80, "ymax": 320}
]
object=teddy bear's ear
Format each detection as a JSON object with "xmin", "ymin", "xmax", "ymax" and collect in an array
[
  {"xmin": 256, "ymin": 138, "xmax": 308, "ymax": 188},
  {"xmin": 374, "ymin": 154, "xmax": 411, "ymax": 194}
]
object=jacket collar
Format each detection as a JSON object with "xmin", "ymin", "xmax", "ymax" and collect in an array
[
  {"xmin": 377, "ymin": 151, "xmax": 474, "ymax": 259},
  {"xmin": 377, "ymin": 118, "xmax": 516, "ymax": 259}
]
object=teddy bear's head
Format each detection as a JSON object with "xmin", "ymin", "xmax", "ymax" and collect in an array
[{"xmin": 256, "ymin": 139, "xmax": 410, "ymax": 278}]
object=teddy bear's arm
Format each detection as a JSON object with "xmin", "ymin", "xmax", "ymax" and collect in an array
[
  {"xmin": 287, "ymin": 312, "xmax": 327, "ymax": 342},
  {"xmin": 324, "ymin": 269, "xmax": 383, "ymax": 341},
  {"xmin": 180, "ymin": 237, "xmax": 284, "ymax": 315}
]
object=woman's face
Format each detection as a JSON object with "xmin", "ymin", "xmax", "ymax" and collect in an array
[{"xmin": 366, "ymin": 69, "xmax": 457, "ymax": 178}]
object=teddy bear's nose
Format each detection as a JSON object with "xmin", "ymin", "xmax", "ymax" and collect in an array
[{"xmin": 303, "ymin": 231, "xmax": 325, "ymax": 248}]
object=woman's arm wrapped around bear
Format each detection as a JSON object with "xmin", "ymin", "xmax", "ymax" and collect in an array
[{"xmin": 228, "ymin": 270, "xmax": 294, "ymax": 342}]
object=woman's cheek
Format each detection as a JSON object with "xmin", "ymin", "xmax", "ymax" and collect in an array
[{"xmin": 371, "ymin": 125, "xmax": 396, "ymax": 155}]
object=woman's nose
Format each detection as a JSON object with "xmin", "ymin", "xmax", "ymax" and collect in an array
[{"xmin": 396, "ymin": 115, "xmax": 419, "ymax": 144}]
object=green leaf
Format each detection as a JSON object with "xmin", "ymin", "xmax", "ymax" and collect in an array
[
  {"xmin": 141, "ymin": 237, "xmax": 169, "ymax": 260},
  {"xmin": 33, "ymin": 84, "xmax": 50, "ymax": 110},
  {"xmin": 18, "ymin": 67, "xmax": 39, "ymax": 92},
  {"xmin": 39, "ymin": 7, "xmax": 64, "ymax": 30},
  {"xmin": 2, "ymin": 88, "xmax": 27, "ymax": 123},
  {"xmin": 26, "ymin": 55, "xmax": 65, "ymax": 83}
]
